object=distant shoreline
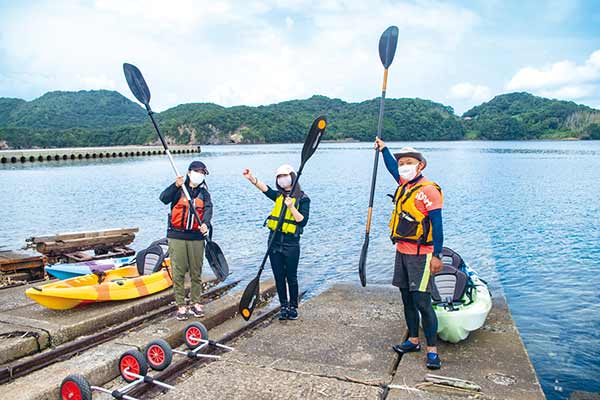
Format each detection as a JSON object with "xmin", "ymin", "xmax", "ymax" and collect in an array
[{"xmin": 0, "ymin": 136, "xmax": 588, "ymax": 152}]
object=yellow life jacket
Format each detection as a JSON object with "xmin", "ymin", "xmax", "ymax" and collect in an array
[
  {"xmin": 265, "ymin": 195, "xmax": 299, "ymax": 235},
  {"xmin": 388, "ymin": 179, "xmax": 443, "ymax": 246}
]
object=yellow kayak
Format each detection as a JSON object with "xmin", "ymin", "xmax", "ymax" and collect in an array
[{"xmin": 26, "ymin": 266, "xmax": 173, "ymax": 310}]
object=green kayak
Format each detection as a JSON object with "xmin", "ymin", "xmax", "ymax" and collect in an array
[{"xmin": 431, "ymin": 248, "xmax": 492, "ymax": 343}]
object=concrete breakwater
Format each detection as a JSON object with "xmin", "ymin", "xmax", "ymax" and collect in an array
[{"xmin": 0, "ymin": 145, "xmax": 200, "ymax": 164}]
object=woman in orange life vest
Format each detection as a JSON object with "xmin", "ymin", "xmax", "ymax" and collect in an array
[
  {"xmin": 242, "ymin": 164, "xmax": 310, "ymax": 321},
  {"xmin": 375, "ymin": 137, "xmax": 444, "ymax": 370},
  {"xmin": 160, "ymin": 161, "xmax": 212, "ymax": 321}
]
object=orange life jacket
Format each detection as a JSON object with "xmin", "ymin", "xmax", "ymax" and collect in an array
[{"xmin": 170, "ymin": 192, "xmax": 204, "ymax": 231}]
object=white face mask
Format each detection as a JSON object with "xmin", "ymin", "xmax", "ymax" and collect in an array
[
  {"xmin": 277, "ymin": 175, "xmax": 292, "ymax": 189},
  {"xmin": 398, "ymin": 164, "xmax": 419, "ymax": 181},
  {"xmin": 189, "ymin": 171, "xmax": 205, "ymax": 186}
]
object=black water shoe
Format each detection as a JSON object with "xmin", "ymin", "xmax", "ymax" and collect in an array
[
  {"xmin": 188, "ymin": 304, "xmax": 205, "ymax": 318},
  {"xmin": 426, "ymin": 352, "xmax": 441, "ymax": 370},
  {"xmin": 278, "ymin": 306, "xmax": 289, "ymax": 320},
  {"xmin": 392, "ymin": 340, "xmax": 421, "ymax": 354},
  {"xmin": 288, "ymin": 307, "xmax": 299, "ymax": 320},
  {"xmin": 176, "ymin": 307, "xmax": 189, "ymax": 321}
]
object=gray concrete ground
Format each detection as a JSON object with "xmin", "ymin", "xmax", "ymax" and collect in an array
[
  {"xmin": 157, "ymin": 283, "xmax": 545, "ymax": 400},
  {"xmin": 388, "ymin": 296, "xmax": 544, "ymax": 400}
]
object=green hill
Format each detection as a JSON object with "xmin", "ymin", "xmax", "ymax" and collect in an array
[
  {"xmin": 0, "ymin": 98, "xmax": 26, "ymax": 126},
  {"xmin": 463, "ymin": 92, "xmax": 600, "ymax": 140},
  {"xmin": 154, "ymin": 95, "xmax": 464, "ymax": 145},
  {"xmin": 0, "ymin": 90, "xmax": 146, "ymax": 129},
  {"xmin": 0, "ymin": 90, "xmax": 598, "ymax": 149}
]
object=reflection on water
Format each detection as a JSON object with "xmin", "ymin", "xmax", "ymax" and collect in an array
[{"xmin": 1, "ymin": 140, "xmax": 599, "ymax": 399}]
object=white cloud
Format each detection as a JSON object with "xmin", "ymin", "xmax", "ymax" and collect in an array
[
  {"xmin": 285, "ymin": 16, "xmax": 294, "ymax": 29},
  {"xmin": 450, "ymin": 82, "xmax": 492, "ymax": 103},
  {"xmin": 539, "ymin": 84, "xmax": 597, "ymax": 100},
  {"xmin": 506, "ymin": 50, "xmax": 600, "ymax": 100},
  {"xmin": 0, "ymin": 0, "xmax": 479, "ymax": 110},
  {"xmin": 93, "ymin": 0, "xmax": 235, "ymax": 34}
]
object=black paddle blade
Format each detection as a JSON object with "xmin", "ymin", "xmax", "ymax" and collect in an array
[
  {"xmin": 300, "ymin": 116, "xmax": 327, "ymax": 165},
  {"xmin": 378, "ymin": 26, "xmax": 399, "ymax": 69},
  {"xmin": 123, "ymin": 63, "xmax": 151, "ymax": 106},
  {"xmin": 239, "ymin": 276, "xmax": 260, "ymax": 321},
  {"xmin": 204, "ymin": 241, "xmax": 229, "ymax": 282},
  {"xmin": 358, "ymin": 234, "xmax": 369, "ymax": 287}
]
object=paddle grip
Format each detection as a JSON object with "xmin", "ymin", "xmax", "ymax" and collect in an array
[
  {"xmin": 382, "ymin": 68, "xmax": 388, "ymax": 91},
  {"xmin": 365, "ymin": 207, "xmax": 373, "ymax": 234}
]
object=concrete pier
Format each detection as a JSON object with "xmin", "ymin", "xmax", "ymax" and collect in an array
[
  {"xmin": 159, "ymin": 283, "xmax": 545, "ymax": 400},
  {"xmin": 0, "ymin": 145, "xmax": 200, "ymax": 164},
  {"xmin": 0, "ymin": 281, "xmax": 547, "ymax": 399}
]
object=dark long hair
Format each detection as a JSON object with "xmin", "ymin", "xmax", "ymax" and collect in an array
[{"xmin": 276, "ymin": 171, "xmax": 302, "ymax": 198}]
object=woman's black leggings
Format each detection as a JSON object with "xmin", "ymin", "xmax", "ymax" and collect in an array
[
  {"xmin": 400, "ymin": 288, "xmax": 438, "ymax": 346},
  {"xmin": 269, "ymin": 245, "xmax": 300, "ymax": 308}
]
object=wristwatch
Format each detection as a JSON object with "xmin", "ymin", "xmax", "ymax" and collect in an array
[{"xmin": 432, "ymin": 253, "xmax": 442, "ymax": 260}]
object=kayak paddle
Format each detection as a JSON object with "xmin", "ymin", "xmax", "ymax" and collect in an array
[
  {"xmin": 358, "ymin": 26, "xmax": 399, "ymax": 287},
  {"xmin": 122, "ymin": 63, "xmax": 229, "ymax": 282},
  {"xmin": 239, "ymin": 116, "xmax": 327, "ymax": 321}
]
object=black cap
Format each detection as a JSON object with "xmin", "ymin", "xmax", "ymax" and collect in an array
[{"xmin": 188, "ymin": 161, "xmax": 209, "ymax": 174}]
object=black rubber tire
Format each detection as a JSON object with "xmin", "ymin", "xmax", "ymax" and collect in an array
[
  {"xmin": 60, "ymin": 374, "xmax": 92, "ymax": 400},
  {"xmin": 119, "ymin": 349, "xmax": 148, "ymax": 382},
  {"xmin": 144, "ymin": 339, "xmax": 173, "ymax": 371},
  {"xmin": 184, "ymin": 321, "xmax": 209, "ymax": 350}
]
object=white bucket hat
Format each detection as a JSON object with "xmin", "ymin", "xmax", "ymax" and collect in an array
[{"xmin": 275, "ymin": 164, "xmax": 295, "ymax": 176}]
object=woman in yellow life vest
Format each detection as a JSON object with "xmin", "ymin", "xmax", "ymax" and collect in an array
[
  {"xmin": 243, "ymin": 164, "xmax": 310, "ymax": 320},
  {"xmin": 375, "ymin": 137, "xmax": 444, "ymax": 370}
]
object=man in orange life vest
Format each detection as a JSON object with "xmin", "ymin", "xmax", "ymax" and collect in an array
[
  {"xmin": 375, "ymin": 138, "xmax": 444, "ymax": 370},
  {"xmin": 160, "ymin": 161, "xmax": 212, "ymax": 321}
]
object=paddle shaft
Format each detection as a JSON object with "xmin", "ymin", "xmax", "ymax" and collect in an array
[
  {"xmin": 364, "ymin": 68, "xmax": 389, "ymax": 235},
  {"xmin": 146, "ymin": 108, "xmax": 211, "ymax": 243}
]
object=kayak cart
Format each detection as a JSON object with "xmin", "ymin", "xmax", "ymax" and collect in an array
[
  {"xmin": 144, "ymin": 322, "xmax": 234, "ymax": 371},
  {"xmin": 60, "ymin": 349, "xmax": 174, "ymax": 400}
]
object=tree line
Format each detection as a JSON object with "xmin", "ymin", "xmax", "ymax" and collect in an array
[{"xmin": 1, "ymin": 90, "xmax": 598, "ymax": 149}]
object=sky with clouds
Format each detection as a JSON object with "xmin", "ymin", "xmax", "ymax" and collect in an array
[{"xmin": 0, "ymin": 0, "xmax": 598, "ymax": 114}]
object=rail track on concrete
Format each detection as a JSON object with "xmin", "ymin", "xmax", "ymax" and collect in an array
[
  {"xmin": 0, "ymin": 280, "xmax": 240, "ymax": 385},
  {"xmin": 0, "ymin": 277, "xmax": 47, "ymax": 291},
  {"xmin": 128, "ymin": 294, "xmax": 295, "ymax": 399}
]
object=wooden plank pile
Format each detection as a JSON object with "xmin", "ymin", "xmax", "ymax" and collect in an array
[
  {"xmin": 0, "ymin": 250, "xmax": 46, "ymax": 285},
  {"xmin": 24, "ymin": 227, "xmax": 138, "ymax": 264}
]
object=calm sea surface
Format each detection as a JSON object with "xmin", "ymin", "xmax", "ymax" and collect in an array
[{"xmin": 1, "ymin": 141, "xmax": 599, "ymax": 399}]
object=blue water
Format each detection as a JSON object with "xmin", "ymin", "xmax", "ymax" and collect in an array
[{"xmin": 1, "ymin": 141, "xmax": 599, "ymax": 398}]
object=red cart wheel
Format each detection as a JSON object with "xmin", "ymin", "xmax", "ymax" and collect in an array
[
  {"xmin": 119, "ymin": 349, "xmax": 148, "ymax": 383},
  {"xmin": 60, "ymin": 374, "xmax": 92, "ymax": 400},
  {"xmin": 184, "ymin": 322, "xmax": 209, "ymax": 349},
  {"xmin": 144, "ymin": 339, "xmax": 173, "ymax": 371}
]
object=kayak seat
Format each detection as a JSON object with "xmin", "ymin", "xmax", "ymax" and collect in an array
[
  {"xmin": 149, "ymin": 238, "xmax": 169, "ymax": 258},
  {"xmin": 136, "ymin": 244, "xmax": 166, "ymax": 275},
  {"xmin": 91, "ymin": 269, "xmax": 107, "ymax": 284},
  {"xmin": 441, "ymin": 247, "xmax": 467, "ymax": 272},
  {"xmin": 431, "ymin": 247, "xmax": 469, "ymax": 305}
]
